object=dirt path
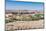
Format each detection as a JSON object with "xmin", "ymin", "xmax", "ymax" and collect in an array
[{"xmin": 6, "ymin": 20, "xmax": 44, "ymax": 30}]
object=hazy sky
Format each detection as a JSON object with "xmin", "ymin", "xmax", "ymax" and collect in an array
[{"xmin": 6, "ymin": 0, "xmax": 44, "ymax": 10}]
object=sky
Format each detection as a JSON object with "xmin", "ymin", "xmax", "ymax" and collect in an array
[{"xmin": 6, "ymin": 0, "xmax": 44, "ymax": 10}]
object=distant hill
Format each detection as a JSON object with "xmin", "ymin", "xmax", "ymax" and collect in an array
[{"xmin": 5, "ymin": 10, "xmax": 44, "ymax": 14}]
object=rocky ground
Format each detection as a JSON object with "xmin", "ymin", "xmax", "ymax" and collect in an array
[{"xmin": 5, "ymin": 20, "xmax": 44, "ymax": 31}]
